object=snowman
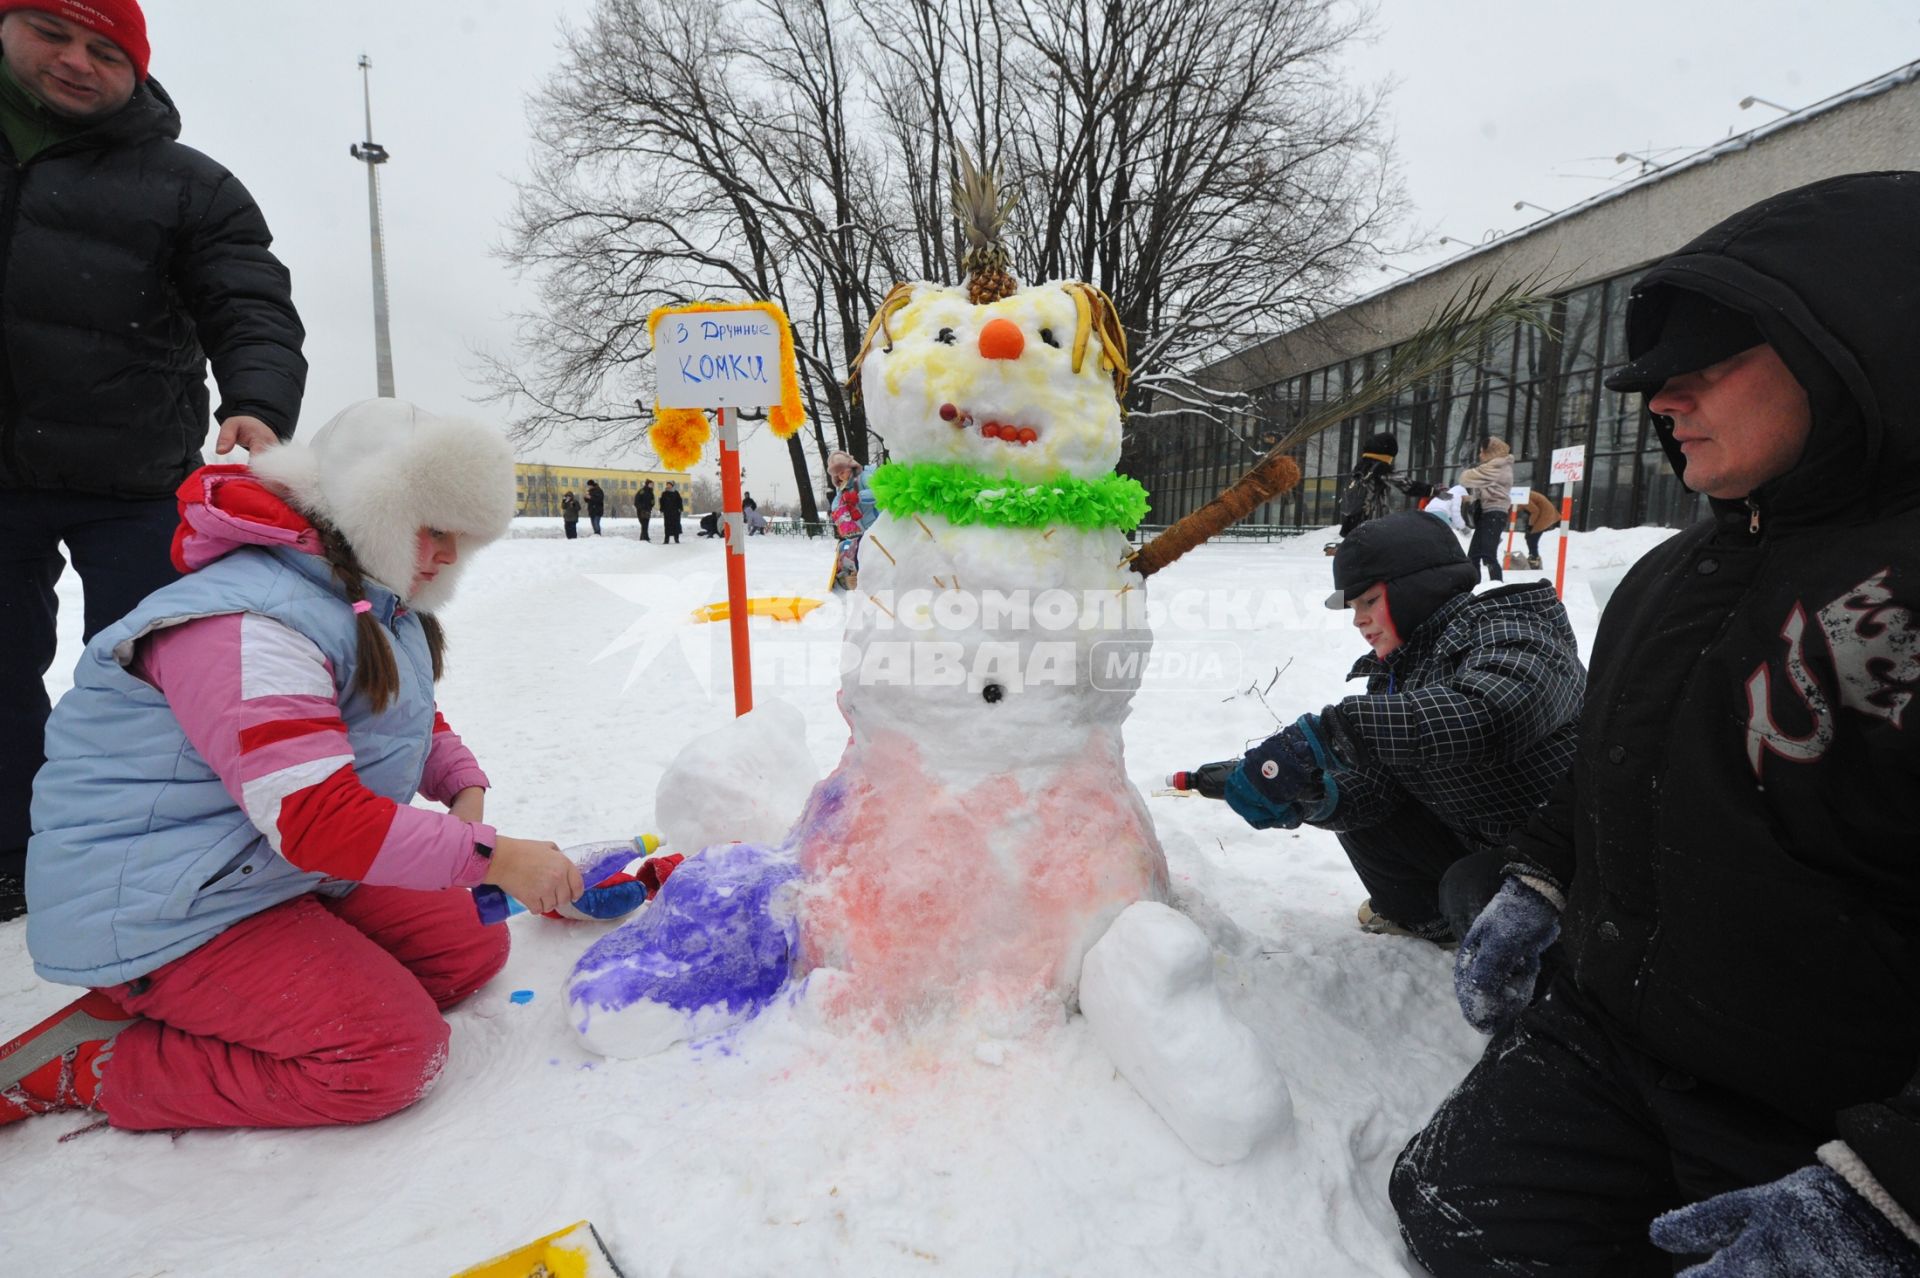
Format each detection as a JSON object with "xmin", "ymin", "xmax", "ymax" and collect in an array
[
  {"xmin": 568, "ymin": 159, "xmax": 1291, "ymax": 1163},
  {"xmin": 787, "ymin": 274, "xmax": 1167, "ymax": 1026}
]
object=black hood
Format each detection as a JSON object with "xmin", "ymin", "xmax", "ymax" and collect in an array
[{"xmin": 1614, "ymin": 170, "xmax": 1920, "ymax": 528}]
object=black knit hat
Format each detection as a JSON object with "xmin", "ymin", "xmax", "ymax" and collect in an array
[{"xmin": 1325, "ymin": 511, "xmax": 1478, "ymax": 634}]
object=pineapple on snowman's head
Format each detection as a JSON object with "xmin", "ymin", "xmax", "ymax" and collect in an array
[{"xmin": 850, "ymin": 147, "xmax": 1131, "ymax": 485}]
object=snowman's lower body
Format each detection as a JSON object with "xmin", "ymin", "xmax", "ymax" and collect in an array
[{"xmin": 564, "ymin": 737, "xmax": 1291, "ymax": 1164}]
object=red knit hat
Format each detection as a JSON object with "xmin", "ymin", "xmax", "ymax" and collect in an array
[{"xmin": 0, "ymin": 1, "xmax": 150, "ymax": 81}]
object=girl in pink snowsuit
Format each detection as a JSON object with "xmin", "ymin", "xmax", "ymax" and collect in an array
[{"xmin": 1, "ymin": 401, "xmax": 581, "ymax": 1131}]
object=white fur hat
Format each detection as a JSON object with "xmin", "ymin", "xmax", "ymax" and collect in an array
[{"xmin": 251, "ymin": 399, "xmax": 517, "ymax": 612}]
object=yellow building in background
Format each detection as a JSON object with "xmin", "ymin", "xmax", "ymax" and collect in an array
[{"xmin": 514, "ymin": 463, "xmax": 687, "ymax": 517}]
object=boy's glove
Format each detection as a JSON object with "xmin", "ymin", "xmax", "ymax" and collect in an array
[
  {"xmin": 1169, "ymin": 760, "xmax": 1238, "ymax": 799},
  {"xmin": 1224, "ymin": 764, "xmax": 1303, "ymax": 830},
  {"xmin": 1453, "ymin": 876, "xmax": 1560, "ymax": 1033},
  {"xmin": 1239, "ymin": 712, "xmax": 1350, "ymax": 821},
  {"xmin": 1650, "ymin": 1164, "xmax": 1920, "ymax": 1277}
]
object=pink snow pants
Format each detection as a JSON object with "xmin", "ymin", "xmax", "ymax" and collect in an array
[{"xmin": 97, "ymin": 886, "xmax": 509, "ymax": 1130}]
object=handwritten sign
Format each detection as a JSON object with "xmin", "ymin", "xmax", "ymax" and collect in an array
[
  {"xmin": 1551, "ymin": 445, "xmax": 1586, "ymax": 485},
  {"xmin": 653, "ymin": 309, "xmax": 783, "ymax": 409}
]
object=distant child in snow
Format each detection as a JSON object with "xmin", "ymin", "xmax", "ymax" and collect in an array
[
  {"xmin": 826, "ymin": 450, "xmax": 878, "ymax": 592},
  {"xmin": 1182, "ymin": 511, "xmax": 1584, "ymax": 942},
  {"xmin": 0, "ymin": 400, "xmax": 581, "ymax": 1132},
  {"xmin": 1421, "ymin": 484, "xmax": 1470, "ymax": 531}
]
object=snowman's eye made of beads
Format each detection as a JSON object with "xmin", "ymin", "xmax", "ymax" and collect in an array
[
  {"xmin": 1039, "ymin": 328, "xmax": 1060, "ymax": 348},
  {"xmin": 935, "ymin": 327, "xmax": 957, "ymax": 345}
]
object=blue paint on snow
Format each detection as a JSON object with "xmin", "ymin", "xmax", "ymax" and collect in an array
[
  {"xmin": 567, "ymin": 841, "xmax": 802, "ymax": 1036},
  {"xmin": 510, "ymin": 989, "xmax": 535, "ymax": 1005}
]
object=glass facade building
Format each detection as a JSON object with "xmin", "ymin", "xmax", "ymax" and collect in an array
[{"xmin": 1122, "ymin": 265, "xmax": 1708, "ymax": 533}]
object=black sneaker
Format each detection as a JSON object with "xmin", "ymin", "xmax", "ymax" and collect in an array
[{"xmin": 0, "ymin": 874, "xmax": 24, "ymax": 924}]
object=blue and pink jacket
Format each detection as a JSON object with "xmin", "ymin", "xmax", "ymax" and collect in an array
[{"xmin": 26, "ymin": 466, "xmax": 497, "ymax": 987}]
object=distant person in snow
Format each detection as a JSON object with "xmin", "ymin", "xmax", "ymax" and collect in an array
[
  {"xmin": 0, "ymin": 0, "xmax": 307, "ymax": 923},
  {"xmin": 635, "ymin": 479, "xmax": 655, "ymax": 540},
  {"xmin": 697, "ymin": 510, "xmax": 721, "ymax": 538},
  {"xmin": 1332, "ymin": 431, "xmax": 1405, "ymax": 544},
  {"xmin": 583, "ymin": 480, "xmax": 606, "ymax": 535},
  {"xmin": 658, "ymin": 481, "xmax": 684, "ymax": 543},
  {"xmin": 560, "ymin": 489, "xmax": 581, "ymax": 539},
  {"xmin": 1395, "ymin": 172, "xmax": 1920, "ymax": 1278},
  {"xmin": 1420, "ymin": 484, "xmax": 1470, "ymax": 531},
  {"xmin": 1521, "ymin": 487, "xmax": 1561, "ymax": 569},
  {"xmin": 1458, "ymin": 436, "xmax": 1513, "ymax": 582},
  {"xmin": 0, "ymin": 401, "xmax": 578, "ymax": 1132},
  {"xmin": 1183, "ymin": 511, "xmax": 1584, "ymax": 943},
  {"xmin": 827, "ymin": 450, "xmax": 878, "ymax": 592}
]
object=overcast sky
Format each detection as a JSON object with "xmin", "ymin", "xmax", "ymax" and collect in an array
[{"xmin": 155, "ymin": 0, "xmax": 1917, "ymax": 502}]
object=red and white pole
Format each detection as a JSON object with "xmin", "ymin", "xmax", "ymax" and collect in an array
[
  {"xmin": 1553, "ymin": 488, "xmax": 1574, "ymax": 601},
  {"xmin": 716, "ymin": 406, "xmax": 753, "ymax": 716}
]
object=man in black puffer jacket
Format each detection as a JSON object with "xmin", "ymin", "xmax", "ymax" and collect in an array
[
  {"xmin": 1395, "ymin": 172, "xmax": 1920, "ymax": 1277},
  {"xmin": 1204, "ymin": 510, "xmax": 1585, "ymax": 943},
  {"xmin": 0, "ymin": 1, "xmax": 306, "ymax": 922}
]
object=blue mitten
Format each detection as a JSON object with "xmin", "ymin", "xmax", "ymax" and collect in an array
[
  {"xmin": 1650, "ymin": 1164, "xmax": 1920, "ymax": 1277},
  {"xmin": 1225, "ymin": 763, "xmax": 1303, "ymax": 830},
  {"xmin": 1243, "ymin": 717, "xmax": 1324, "ymax": 802},
  {"xmin": 1453, "ymin": 876, "xmax": 1560, "ymax": 1033}
]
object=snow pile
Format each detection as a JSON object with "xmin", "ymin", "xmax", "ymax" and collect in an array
[
  {"xmin": 1080, "ymin": 901, "xmax": 1294, "ymax": 1164},
  {"xmin": 653, "ymin": 695, "xmax": 818, "ymax": 852}
]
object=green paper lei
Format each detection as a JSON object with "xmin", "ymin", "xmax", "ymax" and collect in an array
[{"xmin": 868, "ymin": 460, "xmax": 1149, "ymax": 531}]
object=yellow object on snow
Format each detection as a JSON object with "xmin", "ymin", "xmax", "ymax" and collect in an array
[
  {"xmin": 451, "ymin": 1219, "xmax": 625, "ymax": 1278},
  {"xmin": 690, "ymin": 595, "xmax": 822, "ymax": 623}
]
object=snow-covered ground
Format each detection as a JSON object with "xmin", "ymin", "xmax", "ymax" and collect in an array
[{"xmin": 1, "ymin": 519, "xmax": 1676, "ymax": 1276}]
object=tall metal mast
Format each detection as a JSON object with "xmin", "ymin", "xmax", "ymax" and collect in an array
[{"xmin": 349, "ymin": 55, "xmax": 395, "ymax": 397}]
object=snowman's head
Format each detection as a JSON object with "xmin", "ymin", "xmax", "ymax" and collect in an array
[{"xmin": 853, "ymin": 281, "xmax": 1128, "ymax": 482}]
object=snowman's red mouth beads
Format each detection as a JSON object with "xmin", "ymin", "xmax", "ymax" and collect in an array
[{"xmin": 937, "ymin": 401, "xmax": 1041, "ymax": 446}]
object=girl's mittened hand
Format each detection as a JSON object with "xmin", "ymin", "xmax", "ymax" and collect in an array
[{"xmin": 484, "ymin": 837, "xmax": 585, "ymax": 916}]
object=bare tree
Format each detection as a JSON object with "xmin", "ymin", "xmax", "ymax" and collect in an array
[{"xmin": 483, "ymin": 0, "xmax": 1397, "ymax": 504}]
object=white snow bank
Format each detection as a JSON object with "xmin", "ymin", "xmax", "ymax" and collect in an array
[{"xmin": 1080, "ymin": 900, "xmax": 1293, "ymax": 1164}]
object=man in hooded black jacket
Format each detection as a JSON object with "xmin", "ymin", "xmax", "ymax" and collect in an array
[
  {"xmin": 1392, "ymin": 171, "xmax": 1920, "ymax": 1276},
  {"xmin": 0, "ymin": 4, "xmax": 306, "ymax": 922}
]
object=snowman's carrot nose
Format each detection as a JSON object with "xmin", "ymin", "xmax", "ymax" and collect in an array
[{"xmin": 978, "ymin": 318, "xmax": 1025, "ymax": 361}]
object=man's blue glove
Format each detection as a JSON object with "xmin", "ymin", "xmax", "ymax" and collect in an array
[
  {"xmin": 1224, "ymin": 763, "xmax": 1303, "ymax": 829},
  {"xmin": 1650, "ymin": 1163, "xmax": 1920, "ymax": 1277},
  {"xmin": 1453, "ymin": 876, "xmax": 1560, "ymax": 1033}
]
